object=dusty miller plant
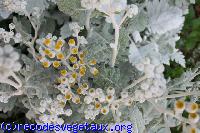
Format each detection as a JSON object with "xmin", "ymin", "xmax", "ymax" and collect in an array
[{"xmin": 0, "ymin": 0, "xmax": 199, "ymax": 133}]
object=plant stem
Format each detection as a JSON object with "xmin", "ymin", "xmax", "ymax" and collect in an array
[
  {"xmin": 26, "ymin": 14, "xmax": 39, "ymax": 61},
  {"xmin": 110, "ymin": 12, "xmax": 129, "ymax": 67},
  {"xmin": 149, "ymin": 100, "xmax": 193, "ymax": 125},
  {"xmin": 110, "ymin": 14, "xmax": 120, "ymax": 67},
  {"xmin": 124, "ymin": 75, "xmax": 147, "ymax": 91},
  {"xmin": 155, "ymin": 91, "xmax": 200, "ymax": 100},
  {"xmin": 86, "ymin": 9, "xmax": 93, "ymax": 32}
]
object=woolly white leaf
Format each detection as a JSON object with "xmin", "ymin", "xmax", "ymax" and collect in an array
[
  {"xmin": 0, "ymin": 9, "xmax": 11, "ymax": 19},
  {"xmin": 168, "ymin": 67, "xmax": 200, "ymax": 90},
  {"xmin": 147, "ymin": 0, "xmax": 185, "ymax": 34},
  {"xmin": 129, "ymin": 106, "xmax": 145, "ymax": 133},
  {"xmin": 129, "ymin": 42, "xmax": 142, "ymax": 65},
  {"xmin": 26, "ymin": 0, "xmax": 49, "ymax": 14},
  {"xmin": 171, "ymin": 50, "xmax": 186, "ymax": 67}
]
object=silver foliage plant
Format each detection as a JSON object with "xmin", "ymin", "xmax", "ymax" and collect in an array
[{"xmin": 0, "ymin": 0, "xmax": 199, "ymax": 133}]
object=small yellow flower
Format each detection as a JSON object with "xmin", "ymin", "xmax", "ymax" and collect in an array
[
  {"xmin": 73, "ymin": 96, "xmax": 80, "ymax": 104},
  {"xmin": 76, "ymin": 88, "xmax": 83, "ymax": 95},
  {"xmin": 78, "ymin": 52, "xmax": 85, "ymax": 59},
  {"xmin": 56, "ymin": 39, "xmax": 63, "ymax": 47},
  {"xmin": 106, "ymin": 95, "xmax": 114, "ymax": 102},
  {"xmin": 65, "ymin": 92, "xmax": 72, "ymax": 100},
  {"xmin": 89, "ymin": 59, "xmax": 97, "ymax": 65},
  {"xmin": 90, "ymin": 67, "xmax": 99, "ymax": 76},
  {"xmin": 68, "ymin": 38, "xmax": 76, "ymax": 46},
  {"xmin": 59, "ymin": 101, "xmax": 66, "ymax": 107},
  {"xmin": 189, "ymin": 127, "xmax": 197, "ymax": 133},
  {"xmin": 95, "ymin": 102, "xmax": 101, "ymax": 110},
  {"xmin": 78, "ymin": 59, "xmax": 85, "ymax": 65},
  {"xmin": 187, "ymin": 103, "xmax": 199, "ymax": 113},
  {"xmin": 111, "ymin": 103, "xmax": 119, "ymax": 110},
  {"xmin": 79, "ymin": 69, "xmax": 86, "ymax": 77},
  {"xmin": 70, "ymin": 47, "xmax": 79, "ymax": 55},
  {"xmin": 174, "ymin": 100, "xmax": 185, "ymax": 113},
  {"xmin": 56, "ymin": 77, "xmax": 61, "ymax": 83},
  {"xmin": 73, "ymin": 64, "xmax": 79, "ymax": 69},
  {"xmin": 80, "ymin": 66, "xmax": 86, "ymax": 71},
  {"xmin": 43, "ymin": 38, "xmax": 51, "ymax": 46},
  {"xmin": 188, "ymin": 113, "xmax": 199, "ymax": 123},
  {"xmin": 60, "ymin": 69, "xmax": 67, "ymax": 76},
  {"xmin": 53, "ymin": 61, "xmax": 61, "ymax": 68},
  {"xmin": 49, "ymin": 53, "xmax": 55, "ymax": 58},
  {"xmin": 56, "ymin": 53, "xmax": 65, "ymax": 60},
  {"xmin": 88, "ymin": 88, "xmax": 96, "ymax": 97},
  {"xmin": 44, "ymin": 49, "xmax": 51, "ymax": 55},
  {"xmin": 101, "ymin": 107, "xmax": 109, "ymax": 115},
  {"xmin": 37, "ymin": 56, "xmax": 43, "ymax": 61},
  {"xmin": 54, "ymin": 44, "xmax": 62, "ymax": 51},
  {"xmin": 71, "ymin": 72, "xmax": 77, "ymax": 79},
  {"xmin": 82, "ymin": 83, "xmax": 89, "ymax": 90},
  {"xmin": 42, "ymin": 61, "xmax": 51, "ymax": 68},
  {"xmin": 69, "ymin": 56, "xmax": 77, "ymax": 63},
  {"xmin": 60, "ymin": 77, "xmax": 67, "ymax": 84}
]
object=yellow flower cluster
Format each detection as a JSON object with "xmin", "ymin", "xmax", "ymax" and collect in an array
[
  {"xmin": 38, "ymin": 34, "xmax": 99, "ymax": 105},
  {"xmin": 38, "ymin": 34, "xmax": 65, "ymax": 68},
  {"xmin": 174, "ymin": 100, "xmax": 200, "ymax": 132}
]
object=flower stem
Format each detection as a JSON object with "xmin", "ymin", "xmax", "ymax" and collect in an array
[
  {"xmin": 110, "ymin": 14, "xmax": 120, "ymax": 67},
  {"xmin": 86, "ymin": 9, "xmax": 93, "ymax": 32},
  {"xmin": 124, "ymin": 75, "xmax": 147, "ymax": 91},
  {"xmin": 155, "ymin": 91, "xmax": 200, "ymax": 100},
  {"xmin": 149, "ymin": 100, "xmax": 193, "ymax": 125},
  {"xmin": 26, "ymin": 14, "xmax": 39, "ymax": 61},
  {"xmin": 110, "ymin": 12, "xmax": 129, "ymax": 67}
]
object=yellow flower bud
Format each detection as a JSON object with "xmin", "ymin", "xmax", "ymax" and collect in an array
[
  {"xmin": 71, "ymin": 72, "xmax": 77, "ymax": 79},
  {"xmin": 174, "ymin": 100, "xmax": 185, "ymax": 113},
  {"xmin": 49, "ymin": 52, "xmax": 56, "ymax": 59},
  {"xmin": 79, "ymin": 69, "xmax": 86, "ymax": 77},
  {"xmin": 95, "ymin": 102, "xmax": 101, "ymax": 110},
  {"xmin": 90, "ymin": 67, "xmax": 99, "ymax": 76},
  {"xmin": 78, "ymin": 59, "xmax": 85, "ymax": 65},
  {"xmin": 44, "ymin": 49, "xmax": 51, "ymax": 55},
  {"xmin": 101, "ymin": 107, "xmax": 109, "ymax": 115},
  {"xmin": 60, "ymin": 70, "xmax": 67, "ymax": 76},
  {"xmin": 77, "ymin": 88, "xmax": 83, "ymax": 95},
  {"xmin": 56, "ymin": 40, "xmax": 63, "ymax": 47},
  {"xmin": 42, "ymin": 61, "xmax": 51, "ymax": 68},
  {"xmin": 72, "ymin": 96, "xmax": 81, "ymax": 104},
  {"xmin": 189, "ymin": 127, "xmax": 198, "ymax": 133},
  {"xmin": 89, "ymin": 59, "xmax": 97, "ymax": 65},
  {"xmin": 68, "ymin": 38, "xmax": 76, "ymax": 46},
  {"xmin": 43, "ymin": 38, "xmax": 51, "ymax": 46},
  {"xmin": 82, "ymin": 83, "xmax": 89, "ymax": 90},
  {"xmin": 188, "ymin": 113, "xmax": 199, "ymax": 123},
  {"xmin": 70, "ymin": 47, "xmax": 79, "ymax": 55},
  {"xmin": 186, "ymin": 103, "xmax": 199, "ymax": 113},
  {"xmin": 78, "ymin": 52, "xmax": 85, "ymax": 59},
  {"xmin": 69, "ymin": 56, "xmax": 77, "ymax": 63},
  {"xmin": 65, "ymin": 92, "xmax": 72, "ymax": 100},
  {"xmin": 73, "ymin": 64, "xmax": 79, "ymax": 69},
  {"xmin": 53, "ymin": 61, "xmax": 61, "ymax": 68},
  {"xmin": 57, "ymin": 53, "xmax": 65, "ymax": 60}
]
